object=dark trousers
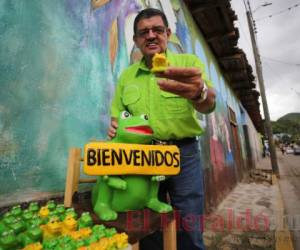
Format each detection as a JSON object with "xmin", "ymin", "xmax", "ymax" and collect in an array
[{"xmin": 140, "ymin": 140, "xmax": 205, "ymax": 250}]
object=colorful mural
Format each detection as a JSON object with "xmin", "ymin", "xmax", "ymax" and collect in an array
[{"xmin": 0, "ymin": 0, "xmax": 262, "ymax": 208}]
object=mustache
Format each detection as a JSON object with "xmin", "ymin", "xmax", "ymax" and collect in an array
[{"xmin": 146, "ymin": 39, "xmax": 158, "ymax": 45}]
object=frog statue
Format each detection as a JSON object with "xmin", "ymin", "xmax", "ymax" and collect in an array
[{"xmin": 91, "ymin": 111, "xmax": 173, "ymax": 221}]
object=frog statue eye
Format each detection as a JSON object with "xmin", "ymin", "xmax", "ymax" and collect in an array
[
  {"xmin": 141, "ymin": 114, "xmax": 148, "ymax": 120},
  {"xmin": 121, "ymin": 111, "xmax": 131, "ymax": 119}
]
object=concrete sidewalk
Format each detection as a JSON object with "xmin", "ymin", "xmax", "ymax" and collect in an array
[{"xmin": 203, "ymin": 157, "xmax": 294, "ymax": 250}]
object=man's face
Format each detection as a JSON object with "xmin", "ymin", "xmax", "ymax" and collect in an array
[{"xmin": 133, "ymin": 15, "xmax": 171, "ymax": 58}]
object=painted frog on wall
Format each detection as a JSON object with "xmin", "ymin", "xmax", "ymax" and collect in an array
[{"xmin": 91, "ymin": 111, "xmax": 172, "ymax": 221}]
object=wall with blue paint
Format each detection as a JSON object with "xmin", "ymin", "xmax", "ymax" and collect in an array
[{"xmin": 0, "ymin": 0, "xmax": 262, "ymax": 207}]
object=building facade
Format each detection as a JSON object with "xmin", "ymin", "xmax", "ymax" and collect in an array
[{"xmin": 0, "ymin": 0, "xmax": 262, "ymax": 210}]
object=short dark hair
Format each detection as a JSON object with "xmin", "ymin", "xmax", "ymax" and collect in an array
[{"xmin": 133, "ymin": 8, "xmax": 169, "ymax": 35}]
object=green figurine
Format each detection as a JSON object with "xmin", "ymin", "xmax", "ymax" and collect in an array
[
  {"xmin": 17, "ymin": 225, "xmax": 42, "ymax": 248},
  {"xmin": 75, "ymin": 239, "xmax": 86, "ymax": 248},
  {"xmin": 10, "ymin": 205, "xmax": 22, "ymax": 219},
  {"xmin": 92, "ymin": 111, "xmax": 172, "ymax": 221},
  {"xmin": 1, "ymin": 216, "xmax": 14, "ymax": 229},
  {"xmin": 28, "ymin": 202, "xmax": 39, "ymax": 213},
  {"xmin": 78, "ymin": 212, "xmax": 93, "ymax": 229},
  {"xmin": 2, "ymin": 212, "xmax": 12, "ymax": 219},
  {"xmin": 0, "ymin": 222, "xmax": 7, "ymax": 235},
  {"xmin": 85, "ymin": 234, "xmax": 98, "ymax": 245},
  {"xmin": 22, "ymin": 209, "xmax": 34, "ymax": 222},
  {"xmin": 92, "ymin": 224, "xmax": 106, "ymax": 238},
  {"xmin": 55, "ymin": 204, "xmax": 66, "ymax": 220},
  {"xmin": 104, "ymin": 227, "xmax": 117, "ymax": 238},
  {"xmin": 63, "ymin": 208, "xmax": 77, "ymax": 220},
  {"xmin": 9, "ymin": 218, "xmax": 26, "ymax": 235},
  {"xmin": 46, "ymin": 200, "xmax": 56, "ymax": 211},
  {"xmin": 43, "ymin": 238, "xmax": 58, "ymax": 250},
  {"xmin": 0, "ymin": 230, "xmax": 18, "ymax": 250},
  {"xmin": 28, "ymin": 214, "xmax": 43, "ymax": 227}
]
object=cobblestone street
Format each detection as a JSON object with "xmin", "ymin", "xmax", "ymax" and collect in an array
[{"xmin": 204, "ymin": 180, "xmax": 278, "ymax": 250}]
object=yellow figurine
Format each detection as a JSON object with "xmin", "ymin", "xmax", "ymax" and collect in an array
[
  {"xmin": 77, "ymin": 247, "xmax": 89, "ymax": 250},
  {"xmin": 89, "ymin": 242, "xmax": 104, "ymax": 250},
  {"xmin": 113, "ymin": 233, "xmax": 128, "ymax": 249},
  {"xmin": 61, "ymin": 214, "xmax": 77, "ymax": 235},
  {"xmin": 69, "ymin": 230, "xmax": 82, "ymax": 240},
  {"xmin": 95, "ymin": 237, "xmax": 109, "ymax": 250},
  {"xmin": 151, "ymin": 53, "xmax": 169, "ymax": 72},
  {"xmin": 38, "ymin": 206, "xmax": 49, "ymax": 218},
  {"xmin": 22, "ymin": 242, "xmax": 43, "ymax": 250},
  {"xmin": 40, "ymin": 216, "xmax": 61, "ymax": 239},
  {"xmin": 78, "ymin": 227, "xmax": 92, "ymax": 238}
]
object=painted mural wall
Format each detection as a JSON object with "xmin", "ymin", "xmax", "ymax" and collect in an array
[{"xmin": 0, "ymin": 0, "xmax": 261, "ymax": 207}]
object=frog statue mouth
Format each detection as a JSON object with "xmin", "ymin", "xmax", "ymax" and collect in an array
[{"xmin": 125, "ymin": 125, "xmax": 153, "ymax": 135}]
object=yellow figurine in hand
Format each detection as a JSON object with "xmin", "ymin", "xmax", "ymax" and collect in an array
[{"xmin": 151, "ymin": 53, "xmax": 169, "ymax": 73}]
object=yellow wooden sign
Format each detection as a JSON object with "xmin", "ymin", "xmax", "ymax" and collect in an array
[{"xmin": 83, "ymin": 142, "xmax": 180, "ymax": 176}]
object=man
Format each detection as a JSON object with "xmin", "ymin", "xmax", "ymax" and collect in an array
[{"xmin": 108, "ymin": 8, "xmax": 216, "ymax": 250}]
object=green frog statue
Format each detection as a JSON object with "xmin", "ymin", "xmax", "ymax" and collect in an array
[{"xmin": 92, "ymin": 111, "xmax": 173, "ymax": 221}]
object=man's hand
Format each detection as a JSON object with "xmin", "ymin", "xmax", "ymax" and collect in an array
[
  {"xmin": 156, "ymin": 67, "xmax": 204, "ymax": 100},
  {"xmin": 156, "ymin": 67, "xmax": 216, "ymax": 113},
  {"xmin": 107, "ymin": 117, "xmax": 118, "ymax": 140}
]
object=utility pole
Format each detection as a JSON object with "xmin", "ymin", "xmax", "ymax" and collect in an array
[{"xmin": 245, "ymin": 1, "xmax": 279, "ymax": 176}]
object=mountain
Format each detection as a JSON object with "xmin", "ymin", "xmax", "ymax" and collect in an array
[
  {"xmin": 277, "ymin": 113, "xmax": 300, "ymax": 123},
  {"xmin": 272, "ymin": 113, "xmax": 300, "ymax": 143}
]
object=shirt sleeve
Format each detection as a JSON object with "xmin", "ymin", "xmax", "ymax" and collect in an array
[
  {"xmin": 110, "ymin": 73, "xmax": 125, "ymax": 118},
  {"xmin": 191, "ymin": 54, "xmax": 216, "ymax": 113},
  {"xmin": 191, "ymin": 55, "xmax": 213, "ymax": 88}
]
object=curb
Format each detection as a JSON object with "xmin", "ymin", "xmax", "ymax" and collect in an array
[{"xmin": 272, "ymin": 174, "xmax": 294, "ymax": 250}]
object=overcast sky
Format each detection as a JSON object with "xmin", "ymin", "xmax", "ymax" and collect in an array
[{"xmin": 231, "ymin": 0, "xmax": 300, "ymax": 121}]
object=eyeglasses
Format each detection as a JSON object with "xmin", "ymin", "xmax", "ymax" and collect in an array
[{"xmin": 136, "ymin": 26, "xmax": 166, "ymax": 38}]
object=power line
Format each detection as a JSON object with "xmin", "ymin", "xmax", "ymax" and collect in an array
[
  {"xmin": 291, "ymin": 88, "xmax": 300, "ymax": 96},
  {"xmin": 263, "ymin": 60, "xmax": 286, "ymax": 84},
  {"xmin": 263, "ymin": 62, "xmax": 300, "ymax": 101},
  {"xmin": 263, "ymin": 58, "xmax": 298, "ymax": 84},
  {"xmin": 261, "ymin": 56, "xmax": 300, "ymax": 66},
  {"xmin": 253, "ymin": 2, "xmax": 272, "ymax": 13},
  {"xmin": 256, "ymin": 3, "xmax": 300, "ymax": 21}
]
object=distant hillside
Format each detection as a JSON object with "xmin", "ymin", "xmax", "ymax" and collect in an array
[
  {"xmin": 272, "ymin": 113, "xmax": 300, "ymax": 142},
  {"xmin": 277, "ymin": 113, "xmax": 300, "ymax": 123}
]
